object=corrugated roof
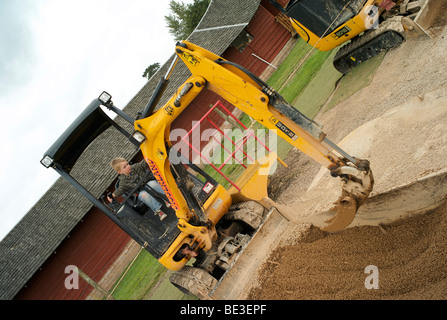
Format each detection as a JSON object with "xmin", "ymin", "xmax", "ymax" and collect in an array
[{"xmin": 0, "ymin": 0, "xmax": 261, "ymax": 300}]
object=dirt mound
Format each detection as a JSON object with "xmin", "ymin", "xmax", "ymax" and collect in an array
[
  {"xmin": 244, "ymin": 10, "xmax": 447, "ymax": 301},
  {"xmin": 247, "ymin": 200, "xmax": 447, "ymax": 300}
]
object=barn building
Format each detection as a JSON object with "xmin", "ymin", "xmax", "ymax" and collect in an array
[{"xmin": 0, "ymin": 0, "xmax": 295, "ymax": 300}]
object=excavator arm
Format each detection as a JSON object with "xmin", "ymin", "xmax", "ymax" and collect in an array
[
  {"xmin": 136, "ymin": 41, "xmax": 374, "ymax": 234},
  {"xmin": 174, "ymin": 42, "xmax": 348, "ymax": 169}
]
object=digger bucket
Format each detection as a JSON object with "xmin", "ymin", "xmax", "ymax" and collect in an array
[
  {"xmin": 227, "ymin": 151, "xmax": 374, "ymax": 233},
  {"xmin": 321, "ymin": 162, "xmax": 374, "ymax": 232}
]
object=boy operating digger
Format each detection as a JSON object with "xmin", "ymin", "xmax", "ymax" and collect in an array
[{"xmin": 108, "ymin": 157, "xmax": 169, "ymax": 221}]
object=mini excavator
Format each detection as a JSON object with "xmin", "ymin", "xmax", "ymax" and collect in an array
[
  {"xmin": 41, "ymin": 41, "xmax": 374, "ymax": 298},
  {"xmin": 269, "ymin": 0, "xmax": 443, "ymax": 73}
]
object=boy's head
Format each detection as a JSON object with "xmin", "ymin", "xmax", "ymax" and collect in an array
[{"xmin": 111, "ymin": 158, "xmax": 131, "ymax": 175}]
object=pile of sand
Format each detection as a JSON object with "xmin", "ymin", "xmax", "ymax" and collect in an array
[{"xmin": 248, "ymin": 200, "xmax": 447, "ymax": 300}]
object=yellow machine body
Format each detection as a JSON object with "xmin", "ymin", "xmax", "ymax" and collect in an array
[
  {"xmin": 133, "ymin": 41, "xmax": 372, "ymax": 270},
  {"xmin": 291, "ymin": 0, "xmax": 384, "ymax": 51}
]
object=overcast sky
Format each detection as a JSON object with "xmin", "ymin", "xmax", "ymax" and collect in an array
[{"xmin": 0, "ymin": 0, "xmax": 195, "ymax": 241}]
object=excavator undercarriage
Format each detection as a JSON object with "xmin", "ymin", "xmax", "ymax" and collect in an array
[{"xmin": 333, "ymin": 26, "xmax": 405, "ymax": 74}]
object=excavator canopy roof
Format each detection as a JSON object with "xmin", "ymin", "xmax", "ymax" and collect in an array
[{"xmin": 41, "ymin": 100, "xmax": 114, "ymax": 173}]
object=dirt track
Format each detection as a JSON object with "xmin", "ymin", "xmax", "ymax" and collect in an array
[{"xmin": 246, "ymin": 9, "xmax": 447, "ymax": 300}]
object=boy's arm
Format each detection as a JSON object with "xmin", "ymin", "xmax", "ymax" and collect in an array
[
  {"xmin": 113, "ymin": 187, "xmax": 124, "ymax": 199},
  {"xmin": 111, "ymin": 176, "xmax": 129, "ymax": 199},
  {"xmin": 108, "ymin": 185, "xmax": 126, "ymax": 202},
  {"xmin": 136, "ymin": 159, "xmax": 154, "ymax": 180}
]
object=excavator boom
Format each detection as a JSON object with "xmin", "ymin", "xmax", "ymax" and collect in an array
[{"xmin": 137, "ymin": 41, "xmax": 374, "ymax": 233}]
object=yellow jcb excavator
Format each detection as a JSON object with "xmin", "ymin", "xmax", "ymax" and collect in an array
[
  {"xmin": 269, "ymin": 0, "xmax": 443, "ymax": 73},
  {"xmin": 41, "ymin": 41, "xmax": 374, "ymax": 298}
]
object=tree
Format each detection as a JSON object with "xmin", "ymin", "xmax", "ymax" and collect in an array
[
  {"xmin": 164, "ymin": 0, "xmax": 210, "ymax": 41},
  {"xmin": 142, "ymin": 62, "xmax": 160, "ymax": 80},
  {"xmin": 142, "ymin": 0, "xmax": 209, "ymax": 79}
]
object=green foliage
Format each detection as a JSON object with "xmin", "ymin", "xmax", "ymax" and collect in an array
[
  {"xmin": 142, "ymin": 62, "xmax": 161, "ymax": 80},
  {"xmin": 165, "ymin": 0, "xmax": 210, "ymax": 41},
  {"xmin": 267, "ymin": 40, "xmax": 332, "ymax": 104},
  {"xmin": 291, "ymin": 49, "xmax": 342, "ymax": 119},
  {"xmin": 142, "ymin": 0, "xmax": 209, "ymax": 78}
]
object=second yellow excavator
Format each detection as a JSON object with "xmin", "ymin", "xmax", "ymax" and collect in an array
[{"xmin": 269, "ymin": 0, "xmax": 442, "ymax": 73}]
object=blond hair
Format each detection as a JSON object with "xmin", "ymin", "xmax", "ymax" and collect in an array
[{"xmin": 110, "ymin": 157, "xmax": 127, "ymax": 172}]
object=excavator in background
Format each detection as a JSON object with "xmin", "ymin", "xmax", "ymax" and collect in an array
[
  {"xmin": 41, "ymin": 41, "xmax": 373, "ymax": 298},
  {"xmin": 269, "ymin": 0, "xmax": 443, "ymax": 73}
]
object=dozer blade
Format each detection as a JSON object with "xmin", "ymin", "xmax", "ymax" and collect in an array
[
  {"xmin": 228, "ymin": 152, "xmax": 285, "ymax": 206},
  {"xmin": 354, "ymin": 168, "xmax": 447, "ymax": 227},
  {"xmin": 413, "ymin": 0, "xmax": 444, "ymax": 34},
  {"xmin": 402, "ymin": 0, "xmax": 444, "ymax": 38}
]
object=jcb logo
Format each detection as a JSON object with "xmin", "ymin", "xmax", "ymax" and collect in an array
[
  {"xmin": 164, "ymin": 106, "xmax": 174, "ymax": 115},
  {"xmin": 182, "ymin": 52, "xmax": 199, "ymax": 66}
]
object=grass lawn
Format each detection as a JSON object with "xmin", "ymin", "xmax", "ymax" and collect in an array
[
  {"xmin": 292, "ymin": 49, "xmax": 343, "ymax": 119},
  {"xmin": 267, "ymin": 40, "xmax": 334, "ymax": 106},
  {"xmin": 323, "ymin": 51, "xmax": 385, "ymax": 111},
  {"xmin": 110, "ymin": 250, "xmax": 168, "ymax": 300},
  {"xmin": 146, "ymin": 271, "xmax": 197, "ymax": 300}
]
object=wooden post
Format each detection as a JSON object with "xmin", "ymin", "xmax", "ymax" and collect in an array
[{"xmin": 77, "ymin": 268, "xmax": 115, "ymax": 300}]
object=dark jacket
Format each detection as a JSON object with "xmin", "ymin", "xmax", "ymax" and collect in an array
[{"xmin": 114, "ymin": 160, "xmax": 154, "ymax": 198}]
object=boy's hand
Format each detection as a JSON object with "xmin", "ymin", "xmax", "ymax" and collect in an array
[{"xmin": 107, "ymin": 193, "xmax": 116, "ymax": 203}]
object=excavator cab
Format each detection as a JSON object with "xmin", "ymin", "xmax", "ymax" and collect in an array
[
  {"xmin": 39, "ymin": 98, "xmax": 181, "ymax": 260},
  {"xmin": 109, "ymin": 158, "xmax": 222, "ymax": 260}
]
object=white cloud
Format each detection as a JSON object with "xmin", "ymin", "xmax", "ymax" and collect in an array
[{"xmin": 0, "ymin": 0, "xmax": 194, "ymax": 241}]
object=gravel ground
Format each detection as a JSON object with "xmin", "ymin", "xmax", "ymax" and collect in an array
[{"xmin": 247, "ymin": 9, "xmax": 447, "ymax": 300}]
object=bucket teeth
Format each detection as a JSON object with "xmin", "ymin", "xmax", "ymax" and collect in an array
[
  {"xmin": 321, "ymin": 195, "xmax": 358, "ymax": 233},
  {"xmin": 321, "ymin": 167, "xmax": 374, "ymax": 233}
]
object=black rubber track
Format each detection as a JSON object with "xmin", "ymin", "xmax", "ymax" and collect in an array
[{"xmin": 333, "ymin": 29, "xmax": 405, "ymax": 74}]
